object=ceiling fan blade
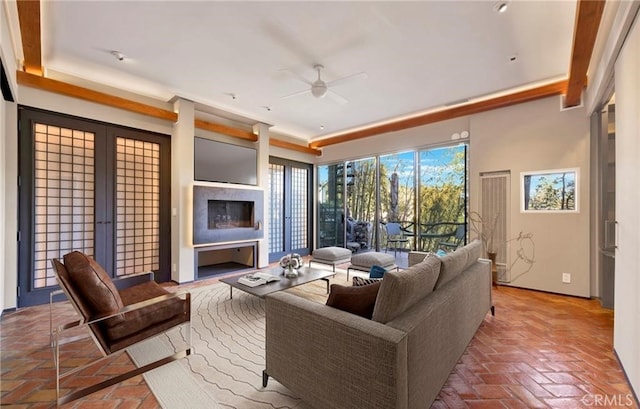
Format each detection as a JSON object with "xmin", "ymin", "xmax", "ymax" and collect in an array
[
  {"xmin": 326, "ymin": 89, "xmax": 349, "ymax": 105},
  {"xmin": 280, "ymin": 88, "xmax": 311, "ymax": 100},
  {"xmin": 280, "ymin": 68, "xmax": 313, "ymax": 85},
  {"xmin": 327, "ymin": 72, "xmax": 368, "ymax": 88}
]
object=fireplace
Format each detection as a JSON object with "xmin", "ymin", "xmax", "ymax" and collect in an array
[
  {"xmin": 193, "ymin": 185, "xmax": 264, "ymax": 245},
  {"xmin": 208, "ymin": 200, "xmax": 254, "ymax": 229}
]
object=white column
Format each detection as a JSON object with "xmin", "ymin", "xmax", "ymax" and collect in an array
[
  {"xmin": 253, "ymin": 122, "xmax": 271, "ymax": 268},
  {"xmin": 171, "ymin": 99, "xmax": 195, "ymax": 282},
  {"xmin": 2, "ymin": 101, "xmax": 18, "ymax": 310},
  {"xmin": 614, "ymin": 16, "xmax": 640, "ymax": 397}
]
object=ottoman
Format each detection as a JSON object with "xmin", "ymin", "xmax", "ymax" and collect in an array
[
  {"xmin": 347, "ymin": 252, "xmax": 397, "ymax": 280},
  {"xmin": 309, "ymin": 246, "xmax": 352, "ymax": 272}
]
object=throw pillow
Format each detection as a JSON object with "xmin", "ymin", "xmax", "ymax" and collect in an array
[
  {"xmin": 371, "ymin": 254, "xmax": 441, "ymax": 324},
  {"xmin": 326, "ymin": 281, "xmax": 382, "ymax": 319},
  {"xmin": 369, "ymin": 265, "xmax": 387, "ymax": 278},
  {"xmin": 352, "ymin": 276, "xmax": 381, "ymax": 286}
]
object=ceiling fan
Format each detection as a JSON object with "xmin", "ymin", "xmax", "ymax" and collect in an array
[{"xmin": 280, "ymin": 64, "xmax": 367, "ymax": 104}]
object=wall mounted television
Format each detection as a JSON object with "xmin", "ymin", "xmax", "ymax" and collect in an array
[{"xmin": 194, "ymin": 137, "xmax": 257, "ymax": 185}]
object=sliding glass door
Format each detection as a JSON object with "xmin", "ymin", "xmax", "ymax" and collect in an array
[
  {"xmin": 317, "ymin": 144, "xmax": 467, "ymax": 254},
  {"xmin": 345, "ymin": 158, "xmax": 377, "ymax": 251},
  {"xmin": 379, "ymin": 151, "xmax": 416, "ymax": 250},
  {"xmin": 417, "ymin": 145, "xmax": 467, "ymax": 251},
  {"xmin": 317, "ymin": 163, "xmax": 345, "ymax": 248}
]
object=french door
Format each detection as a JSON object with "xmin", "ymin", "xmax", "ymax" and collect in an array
[
  {"xmin": 17, "ymin": 107, "xmax": 171, "ymax": 307},
  {"xmin": 268, "ymin": 157, "xmax": 313, "ymax": 263}
]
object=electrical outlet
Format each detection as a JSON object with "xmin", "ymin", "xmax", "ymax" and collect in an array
[
  {"xmin": 172, "ymin": 263, "xmax": 177, "ymax": 273},
  {"xmin": 562, "ymin": 273, "xmax": 571, "ymax": 284}
]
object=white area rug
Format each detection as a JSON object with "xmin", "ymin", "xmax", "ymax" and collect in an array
[{"xmin": 128, "ymin": 278, "xmax": 338, "ymax": 409}]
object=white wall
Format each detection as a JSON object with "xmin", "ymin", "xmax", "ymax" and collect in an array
[
  {"xmin": 614, "ymin": 15, "xmax": 640, "ymax": 398},
  {"xmin": 317, "ymin": 97, "xmax": 590, "ymax": 297},
  {"xmin": 470, "ymin": 97, "xmax": 590, "ymax": 297}
]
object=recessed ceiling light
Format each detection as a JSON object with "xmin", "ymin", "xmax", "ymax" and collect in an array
[
  {"xmin": 320, "ymin": 125, "xmax": 325, "ymax": 130},
  {"xmin": 494, "ymin": 2, "xmax": 508, "ymax": 13}
]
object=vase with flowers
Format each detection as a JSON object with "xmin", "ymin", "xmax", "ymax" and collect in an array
[{"xmin": 279, "ymin": 253, "xmax": 302, "ymax": 278}]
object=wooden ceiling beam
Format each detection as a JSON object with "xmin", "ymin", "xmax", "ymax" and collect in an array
[
  {"xmin": 270, "ymin": 138, "xmax": 322, "ymax": 156},
  {"xmin": 310, "ymin": 80, "xmax": 568, "ymax": 148},
  {"xmin": 16, "ymin": 0, "xmax": 43, "ymax": 75},
  {"xmin": 17, "ymin": 71, "xmax": 178, "ymax": 121},
  {"xmin": 194, "ymin": 119, "xmax": 258, "ymax": 142},
  {"xmin": 564, "ymin": 0, "xmax": 605, "ymax": 108}
]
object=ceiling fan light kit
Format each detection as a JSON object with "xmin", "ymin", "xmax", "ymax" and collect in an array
[{"xmin": 311, "ymin": 65, "xmax": 328, "ymax": 98}]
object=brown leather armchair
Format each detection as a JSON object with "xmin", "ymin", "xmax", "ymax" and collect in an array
[{"xmin": 51, "ymin": 251, "xmax": 191, "ymax": 405}]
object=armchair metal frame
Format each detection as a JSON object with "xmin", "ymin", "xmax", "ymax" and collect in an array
[{"xmin": 50, "ymin": 259, "xmax": 191, "ymax": 406}]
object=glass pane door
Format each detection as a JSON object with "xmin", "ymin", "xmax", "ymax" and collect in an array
[
  {"xmin": 268, "ymin": 158, "xmax": 312, "ymax": 262},
  {"xmin": 379, "ymin": 151, "xmax": 416, "ymax": 252},
  {"xmin": 345, "ymin": 158, "xmax": 376, "ymax": 251},
  {"xmin": 290, "ymin": 166, "xmax": 309, "ymax": 250},
  {"xmin": 417, "ymin": 145, "xmax": 467, "ymax": 252},
  {"xmin": 115, "ymin": 137, "xmax": 161, "ymax": 276},
  {"xmin": 268, "ymin": 163, "xmax": 285, "ymax": 254},
  {"xmin": 32, "ymin": 123, "xmax": 96, "ymax": 289},
  {"xmin": 317, "ymin": 163, "xmax": 345, "ymax": 248},
  {"xmin": 18, "ymin": 108, "xmax": 171, "ymax": 307}
]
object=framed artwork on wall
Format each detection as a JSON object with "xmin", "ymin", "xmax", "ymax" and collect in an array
[{"xmin": 520, "ymin": 168, "xmax": 579, "ymax": 213}]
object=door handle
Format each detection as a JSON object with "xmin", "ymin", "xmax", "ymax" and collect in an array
[{"xmin": 604, "ymin": 220, "xmax": 618, "ymax": 249}]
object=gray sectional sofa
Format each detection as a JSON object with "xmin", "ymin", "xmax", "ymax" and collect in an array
[{"xmin": 263, "ymin": 240, "xmax": 493, "ymax": 409}]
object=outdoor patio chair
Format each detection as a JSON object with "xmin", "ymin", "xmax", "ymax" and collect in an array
[
  {"xmin": 438, "ymin": 224, "xmax": 466, "ymax": 252},
  {"xmin": 385, "ymin": 222, "xmax": 409, "ymax": 255},
  {"xmin": 50, "ymin": 251, "xmax": 191, "ymax": 405}
]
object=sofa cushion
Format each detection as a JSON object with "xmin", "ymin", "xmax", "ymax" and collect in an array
[
  {"xmin": 63, "ymin": 251, "xmax": 124, "ymax": 319},
  {"xmin": 352, "ymin": 276, "xmax": 382, "ymax": 286},
  {"xmin": 326, "ymin": 281, "xmax": 382, "ymax": 319},
  {"xmin": 371, "ymin": 254, "xmax": 441, "ymax": 324},
  {"xmin": 435, "ymin": 239, "xmax": 482, "ymax": 289}
]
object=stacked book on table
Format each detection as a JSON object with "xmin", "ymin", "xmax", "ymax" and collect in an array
[{"xmin": 238, "ymin": 272, "xmax": 280, "ymax": 287}]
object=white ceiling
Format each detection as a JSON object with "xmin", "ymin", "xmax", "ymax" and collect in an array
[{"xmin": 39, "ymin": 1, "xmax": 577, "ymax": 142}]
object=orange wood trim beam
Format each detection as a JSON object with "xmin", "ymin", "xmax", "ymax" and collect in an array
[
  {"xmin": 16, "ymin": 0, "xmax": 43, "ymax": 75},
  {"xmin": 565, "ymin": 0, "xmax": 605, "ymax": 107},
  {"xmin": 311, "ymin": 80, "xmax": 568, "ymax": 148},
  {"xmin": 17, "ymin": 71, "xmax": 178, "ymax": 121},
  {"xmin": 194, "ymin": 119, "xmax": 258, "ymax": 142},
  {"xmin": 270, "ymin": 138, "xmax": 322, "ymax": 156}
]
